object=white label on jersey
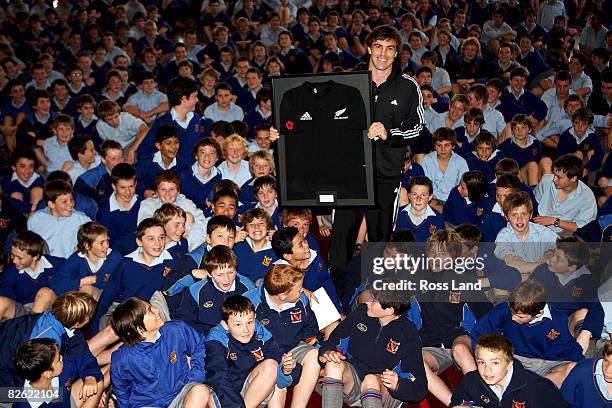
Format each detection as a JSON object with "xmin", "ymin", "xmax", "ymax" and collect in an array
[{"xmin": 319, "ymin": 194, "xmax": 335, "ymax": 203}]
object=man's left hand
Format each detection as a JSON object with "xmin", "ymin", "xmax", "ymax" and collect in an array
[{"xmin": 368, "ymin": 122, "xmax": 387, "ymax": 141}]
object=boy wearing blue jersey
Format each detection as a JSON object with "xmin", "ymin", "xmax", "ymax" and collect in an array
[
  {"xmin": 110, "ymin": 297, "xmax": 214, "ymax": 408},
  {"xmin": 252, "ymin": 176, "xmax": 281, "ymax": 229},
  {"xmin": 153, "ymin": 204, "xmax": 188, "ymax": 258},
  {"xmin": 478, "ymin": 174, "xmax": 522, "ymax": 242},
  {"xmin": 234, "ymin": 208, "xmax": 277, "ymax": 282},
  {"xmin": 51, "ymin": 222, "xmax": 122, "ymax": 299},
  {"xmin": 206, "ymin": 295, "xmax": 298, "ymax": 408},
  {"xmin": 172, "ymin": 245, "xmax": 254, "ymax": 336},
  {"xmin": 1, "ymin": 148, "xmax": 44, "ymax": 215},
  {"xmin": 465, "ymin": 132, "xmax": 504, "ymax": 182},
  {"xmin": 0, "ymin": 231, "xmax": 63, "ymax": 320},
  {"xmin": 561, "ymin": 342, "xmax": 612, "ymax": 408},
  {"xmin": 319, "ymin": 282, "xmax": 428, "ymax": 408},
  {"xmin": 12, "ymin": 339, "xmax": 103, "ymax": 408},
  {"xmin": 556, "ymin": 108, "xmax": 603, "ymax": 177},
  {"xmin": 394, "ymin": 175, "xmax": 445, "ymax": 242},
  {"xmin": 472, "ymin": 280, "xmax": 582, "ymax": 388},
  {"xmin": 498, "ymin": 114, "xmax": 543, "ymax": 188},
  {"xmin": 179, "ymin": 138, "xmax": 222, "ymax": 211}
]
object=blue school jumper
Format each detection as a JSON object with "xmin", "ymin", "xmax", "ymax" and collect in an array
[
  {"xmin": 51, "ymin": 250, "xmax": 122, "ymax": 295},
  {"xmin": 95, "ymin": 195, "xmax": 141, "ymax": 247},
  {"xmin": 244, "ymin": 283, "xmax": 320, "ymax": 352},
  {"xmin": 466, "ymin": 150, "xmax": 505, "ymax": 182},
  {"xmin": 137, "ymin": 111, "xmax": 203, "ymax": 161},
  {"xmin": 172, "ymin": 274, "xmax": 255, "ymax": 336},
  {"xmin": 274, "ymin": 249, "xmax": 343, "ymax": 313},
  {"xmin": 179, "ymin": 165, "xmax": 221, "ymax": 211},
  {"xmin": 206, "ymin": 321, "xmax": 297, "ymax": 408},
  {"xmin": 498, "ymin": 88, "xmax": 548, "ymax": 122},
  {"xmin": 394, "ymin": 204, "xmax": 445, "ymax": 242},
  {"xmin": 233, "ymin": 238, "xmax": 278, "ymax": 282},
  {"xmin": 111, "ymin": 321, "xmax": 206, "ymax": 408},
  {"xmin": 557, "ymin": 128, "xmax": 604, "ymax": 174},
  {"xmin": 451, "ymin": 358, "xmax": 571, "ymax": 408},
  {"xmin": 561, "ymin": 358, "xmax": 612, "ymax": 408},
  {"xmin": 0, "ymin": 256, "xmax": 64, "ymax": 304},
  {"xmin": 472, "ymin": 302, "xmax": 585, "ymax": 362},
  {"xmin": 400, "ymin": 162, "xmax": 425, "ymax": 189},
  {"xmin": 530, "ymin": 264, "xmax": 604, "ymax": 339},
  {"xmin": 0, "ymin": 311, "xmax": 101, "ymax": 389},
  {"xmin": 443, "ymin": 186, "xmax": 495, "ymax": 226},
  {"xmin": 498, "ymin": 136, "xmax": 543, "ymax": 168},
  {"xmin": 1, "ymin": 172, "xmax": 45, "ymax": 214},
  {"xmin": 135, "ymin": 155, "xmax": 190, "ymax": 195},
  {"xmin": 318, "ymin": 304, "xmax": 428, "ymax": 403},
  {"xmin": 477, "ymin": 203, "xmax": 508, "ymax": 242}
]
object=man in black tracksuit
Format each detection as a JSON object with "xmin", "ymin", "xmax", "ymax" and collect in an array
[{"xmin": 329, "ymin": 25, "xmax": 424, "ymax": 294}]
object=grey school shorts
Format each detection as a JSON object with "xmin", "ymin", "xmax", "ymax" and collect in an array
[
  {"xmin": 342, "ymin": 361, "xmax": 403, "ymax": 408},
  {"xmin": 240, "ymin": 370, "xmax": 275, "ymax": 407},
  {"xmin": 150, "ymin": 291, "xmax": 171, "ymax": 322},
  {"xmin": 289, "ymin": 341, "xmax": 317, "ymax": 365},
  {"xmin": 514, "ymin": 355, "xmax": 570, "ymax": 376},
  {"xmin": 13, "ymin": 302, "xmax": 34, "ymax": 318}
]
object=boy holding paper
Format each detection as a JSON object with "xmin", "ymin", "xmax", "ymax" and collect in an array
[{"xmin": 243, "ymin": 264, "xmax": 322, "ymax": 408}]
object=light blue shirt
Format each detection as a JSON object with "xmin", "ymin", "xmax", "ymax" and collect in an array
[
  {"xmin": 495, "ymin": 221, "xmax": 558, "ymax": 262},
  {"xmin": 218, "ymin": 159, "xmax": 251, "ymax": 186},
  {"xmin": 192, "ymin": 162, "xmax": 220, "ymax": 184},
  {"xmin": 96, "ymin": 112, "xmax": 145, "ymax": 148},
  {"xmin": 27, "ymin": 208, "xmax": 91, "ymax": 258},
  {"xmin": 43, "ymin": 137, "xmax": 72, "ymax": 173},
  {"xmin": 203, "ymin": 102, "xmax": 244, "ymax": 122},
  {"xmin": 422, "ymin": 151, "xmax": 469, "ymax": 201},
  {"xmin": 595, "ymin": 359, "xmax": 612, "ymax": 400},
  {"xmin": 430, "ymin": 112, "xmax": 464, "ymax": 133},
  {"xmin": 489, "ymin": 366, "xmax": 514, "ymax": 402},
  {"xmin": 535, "ymin": 174, "xmax": 597, "ymax": 233},
  {"xmin": 67, "ymin": 155, "xmax": 101, "ymax": 184},
  {"xmin": 125, "ymin": 90, "xmax": 168, "ymax": 121},
  {"xmin": 423, "ymin": 106, "xmax": 439, "ymax": 133}
]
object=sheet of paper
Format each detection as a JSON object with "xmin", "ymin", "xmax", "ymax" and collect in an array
[{"xmin": 310, "ymin": 288, "xmax": 341, "ymax": 330}]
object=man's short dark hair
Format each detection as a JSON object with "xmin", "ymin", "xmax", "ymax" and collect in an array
[{"xmin": 366, "ymin": 25, "xmax": 401, "ymax": 48}]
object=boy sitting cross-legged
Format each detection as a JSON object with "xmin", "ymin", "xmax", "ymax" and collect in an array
[{"xmin": 205, "ymin": 295, "xmax": 299, "ymax": 408}]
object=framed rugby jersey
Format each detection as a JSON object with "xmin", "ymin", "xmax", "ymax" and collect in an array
[{"xmin": 272, "ymin": 72, "xmax": 375, "ymax": 206}]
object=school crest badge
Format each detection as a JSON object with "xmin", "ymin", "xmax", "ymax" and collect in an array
[
  {"xmin": 476, "ymin": 207, "xmax": 484, "ymax": 217},
  {"xmin": 170, "ymin": 351, "xmax": 177, "ymax": 364},
  {"xmin": 228, "ymin": 352, "xmax": 238, "ymax": 361},
  {"xmin": 357, "ymin": 323, "xmax": 368, "ymax": 332},
  {"xmin": 512, "ymin": 400, "xmax": 526, "ymax": 408},
  {"xmin": 583, "ymin": 144, "xmax": 590, "ymax": 151},
  {"xmin": 163, "ymin": 266, "xmax": 171, "ymax": 277},
  {"xmin": 481, "ymin": 395, "xmax": 490, "ymax": 404},
  {"xmin": 103, "ymin": 273, "xmax": 111, "ymax": 282},
  {"xmin": 572, "ymin": 287, "xmax": 583, "ymax": 298},
  {"xmin": 64, "ymin": 379, "xmax": 73, "ymax": 390},
  {"xmin": 386, "ymin": 338, "xmax": 400, "ymax": 354},
  {"xmin": 290, "ymin": 310, "xmax": 302, "ymax": 323},
  {"xmin": 449, "ymin": 291, "xmax": 461, "ymax": 304},
  {"xmin": 260, "ymin": 318, "xmax": 270, "ymax": 326},
  {"xmin": 250, "ymin": 347, "xmax": 264, "ymax": 361},
  {"xmin": 429, "ymin": 224, "xmax": 437, "ymax": 234},
  {"xmin": 547, "ymin": 329, "xmax": 560, "ymax": 340},
  {"xmin": 0, "ymin": 218, "xmax": 8, "ymax": 228},
  {"xmin": 262, "ymin": 256, "xmax": 272, "ymax": 267},
  {"xmin": 203, "ymin": 301, "xmax": 214, "ymax": 308}
]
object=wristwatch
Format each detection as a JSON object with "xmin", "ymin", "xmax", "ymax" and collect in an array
[{"xmin": 553, "ymin": 218, "xmax": 561, "ymax": 227}]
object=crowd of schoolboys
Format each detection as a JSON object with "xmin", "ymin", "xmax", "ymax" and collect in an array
[{"xmin": 0, "ymin": 0, "xmax": 611, "ymax": 407}]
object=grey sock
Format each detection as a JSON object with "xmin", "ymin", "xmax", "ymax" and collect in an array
[
  {"xmin": 360, "ymin": 388, "xmax": 383, "ymax": 408},
  {"xmin": 322, "ymin": 376, "xmax": 343, "ymax": 408}
]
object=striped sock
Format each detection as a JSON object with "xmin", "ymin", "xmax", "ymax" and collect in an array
[
  {"xmin": 360, "ymin": 388, "xmax": 383, "ymax": 408},
  {"xmin": 322, "ymin": 377, "xmax": 343, "ymax": 408}
]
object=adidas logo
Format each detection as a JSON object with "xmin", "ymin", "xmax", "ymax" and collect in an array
[
  {"xmin": 391, "ymin": 99, "xmax": 398, "ymax": 105},
  {"xmin": 300, "ymin": 112, "xmax": 313, "ymax": 121},
  {"xmin": 334, "ymin": 107, "xmax": 348, "ymax": 120}
]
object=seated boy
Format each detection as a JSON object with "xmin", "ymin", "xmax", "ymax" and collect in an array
[
  {"xmin": 491, "ymin": 157, "xmax": 540, "ymax": 215},
  {"xmin": 530, "ymin": 236, "xmax": 604, "ymax": 353},
  {"xmin": 12, "ymin": 338, "xmax": 104, "ymax": 408},
  {"xmin": 561, "ymin": 341, "xmax": 612, "ymax": 408},
  {"xmin": 51, "ymin": 222, "xmax": 122, "ymax": 299},
  {"xmin": 454, "ymin": 107, "xmax": 490, "ymax": 158},
  {"xmin": 123, "ymin": 71, "xmax": 169, "ymax": 125},
  {"xmin": 239, "ymin": 150, "xmax": 275, "ymax": 207},
  {"xmin": 66, "ymin": 136, "xmax": 100, "ymax": 184},
  {"xmin": 421, "ymin": 127, "xmax": 469, "ymax": 211},
  {"xmin": 172, "ymin": 245, "xmax": 254, "ymax": 336},
  {"xmin": 234, "ymin": 208, "xmax": 278, "ymax": 282},
  {"xmin": 204, "ymin": 187, "xmax": 239, "ymax": 222},
  {"xmin": 443, "ymin": 170, "xmax": 495, "ymax": 226},
  {"xmin": 478, "ymin": 174, "xmax": 522, "ymax": 242},
  {"xmin": 110, "ymin": 297, "xmax": 214, "ymax": 408},
  {"xmin": 0, "ymin": 292, "xmax": 99, "ymax": 391},
  {"xmin": 251, "ymin": 175, "xmax": 281, "ymax": 229},
  {"xmin": 43, "ymin": 114, "xmax": 75, "ymax": 173},
  {"xmin": 74, "ymin": 94, "xmax": 99, "ymax": 148},
  {"xmin": 472, "ymin": 280, "xmax": 583, "ymax": 387},
  {"xmin": 498, "ymin": 113, "xmax": 543, "ymax": 188},
  {"xmin": 16, "ymin": 90, "xmax": 56, "ymax": 166},
  {"xmin": 135, "ymin": 124, "xmax": 189, "ymax": 197},
  {"xmin": 398, "ymin": 146, "xmax": 426, "ymax": 206},
  {"xmin": 74, "ymin": 140, "xmax": 124, "ymax": 204},
  {"xmin": 179, "ymin": 138, "xmax": 222, "ymax": 211},
  {"xmin": 450, "ymin": 333, "xmax": 570, "ymax": 407},
  {"xmin": 27, "ymin": 180, "xmax": 91, "ymax": 259},
  {"xmin": 95, "ymin": 100, "xmax": 148, "ymax": 164},
  {"xmin": 394, "ymin": 175, "xmax": 445, "ymax": 242},
  {"xmin": 1, "ymin": 148, "xmax": 44, "ymax": 215},
  {"xmin": 243, "ymin": 264, "xmax": 323, "ymax": 407},
  {"xmin": 95, "ymin": 163, "xmax": 141, "ymax": 253},
  {"xmin": 0, "ymin": 231, "xmax": 64, "ymax": 320},
  {"xmin": 91, "ymin": 218, "xmax": 175, "ymax": 332},
  {"xmin": 272, "ymin": 227, "xmax": 343, "ymax": 313},
  {"xmin": 206, "ymin": 295, "xmax": 298, "ymax": 407},
  {"xmin": 495, "ymin": 191, "xmax": 558, "ymax": 279},
  {"xmin": 281, "ymin": 208, "xmax": 322, "ymax": 252},
  {"xmin": 465, "ymin": 131, "xmax": 505, "ymax": 182},
  {"xmin": 318, "ymin": 281, "xmax": 427, "ymax": 407},
  {"xmin": 153, "ymin": 203, "xmax": 189, "ymax": 258}
]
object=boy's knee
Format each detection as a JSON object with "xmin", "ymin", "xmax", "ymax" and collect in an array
[
  {"xmin": 452, "ymin": 342, "xmax": 472, "ymax": 361},
  {"xmin": 185, "ymin": 384, "xmax": 211, "ymax": 407},
  {"xmin": 324, "ymin": 360, "xmax": 346, "ymax": 377},
  {"xmin": 360, "ymin": 374, "xmax": 382, "ymax": 392},
  {"xmin": 302, "ymin": 348, "xmax": 319, "ymax": 366},
  {"xmin": 525, "ymin": 161, "xmax": 538, "ymax": 171},
  {"xmin": 260, "ymin": 358, "xmax": 279, "ymax": 377},
  {"xmin": 35, "ymin": 287, "xmax": 56, "ymax": 303}
]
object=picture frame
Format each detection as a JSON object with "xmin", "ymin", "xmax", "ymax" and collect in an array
[{"xmin": 272, "ymin": 71, "xmax": 375, "ymax": 207}]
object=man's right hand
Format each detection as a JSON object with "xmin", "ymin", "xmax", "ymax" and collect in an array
[{"xmin": 269, "ymin": 127, "xmax": 280, "ymax": 141}]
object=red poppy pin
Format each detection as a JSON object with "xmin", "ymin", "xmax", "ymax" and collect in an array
[{"xmin": 285, "ymin": 120, "xmax": 294, "ymax": 130}]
